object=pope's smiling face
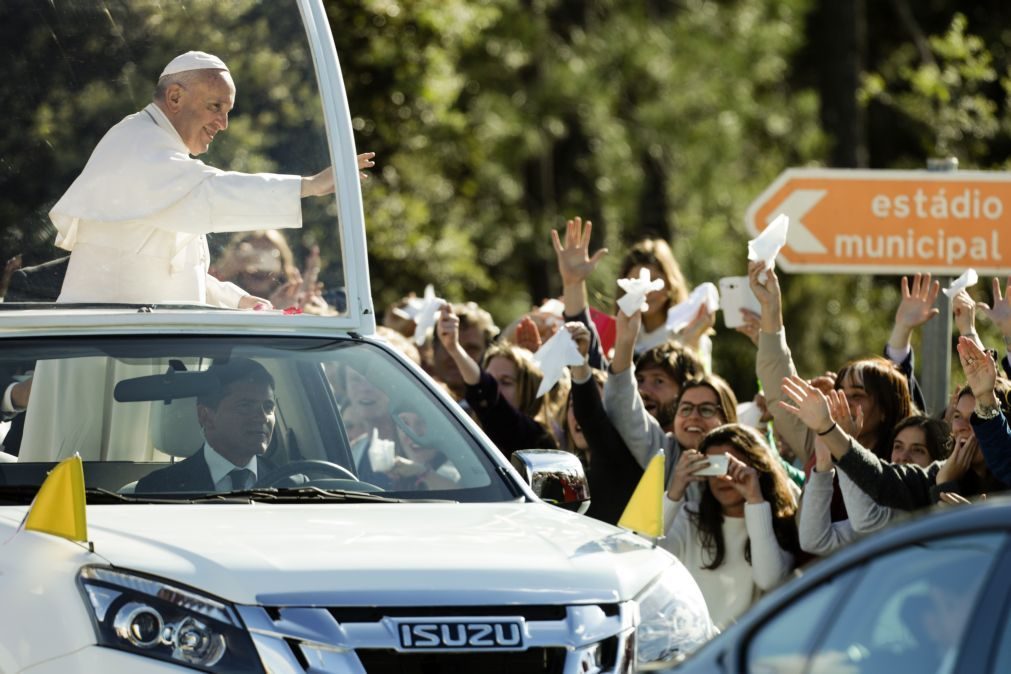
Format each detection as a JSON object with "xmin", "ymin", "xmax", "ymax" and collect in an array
[{"xmin": 165, "ymin": 70, "xmax": 235, "ymax": 155}]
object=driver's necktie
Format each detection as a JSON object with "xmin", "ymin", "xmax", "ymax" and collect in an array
[{"xmin": 228, "ymin": 468, "xmax": 255, "ymax": 491}]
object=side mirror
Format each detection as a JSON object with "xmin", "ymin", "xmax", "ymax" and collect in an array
[{"xmin": 511, "ymin": 449, "xmax": 590, "ymax": 515}]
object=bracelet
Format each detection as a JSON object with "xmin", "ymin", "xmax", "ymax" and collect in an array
[
  {"xmin": 975, "ymin": 402, "xmax": 1001, "ymax": 420},
  {"xmin": 817, "ymin": 422, "xmax": 837, "ymax": 436}
]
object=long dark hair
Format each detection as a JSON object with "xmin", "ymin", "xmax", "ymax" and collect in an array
[
  {"xmin": 835, "ymin": 357, "xmax": 914, "ymax": 460},
  {"xmin": 891, "ymin": 415, "xmax": 951, "ymax": 462},
  {"xmin": 689, "ymin": 424, "xmax": 799, "ymax": 570}
]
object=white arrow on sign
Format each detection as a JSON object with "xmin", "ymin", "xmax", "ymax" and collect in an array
[{"xmin": 766, "ymin": 189, "xmax": 828, "ymax": 254}]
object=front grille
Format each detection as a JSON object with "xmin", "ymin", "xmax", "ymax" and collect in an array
[
  {"xmin": 237, "ymin": 602, "xmax": 633, "ymax": 674},
  {"xmin": 355, "ymin": 647, "xmax": 567, "ymax": 674},
  {"xmin": 329, "ymin": 605, "xmax": 571, "ymax": 623}
]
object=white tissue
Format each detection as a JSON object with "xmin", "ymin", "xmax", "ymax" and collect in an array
[
  {"xmin": 410, "ymin": 284, "xmax": 447, "ymax": 346},
  {"xmin": 366, "ymin": 429, "xmax": 397, "ymax": 472},
  {"xmin": 616, "ymin": 268, "xmax": 665, "ymax": 317},
  {"xmin": 736, "ymin": 401, "xmax": 764, "ymax": 430},
  {"xmin": 747, "ymin": 213, "xmax": 789, "ymax": 282},
  {"xmin": 532, "ymin": 328, "xmax": 586, "ymax": 398},
  {"xmin": 941, "ymin": 269, "xmax": 979, "ymax": 299},
  {"xmin": 665, "ymin": 282, "xmax": 720, "ymax": 333}
]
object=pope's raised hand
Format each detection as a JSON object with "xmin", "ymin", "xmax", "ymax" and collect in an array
[{"xmin": 357, "ymin": 152, "xmax": 376, "ymax": 181}]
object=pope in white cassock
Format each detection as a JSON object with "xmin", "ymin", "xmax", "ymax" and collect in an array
[{"xmin": 21, "ymin": 51, "xmax": 372, "ymax": 462}]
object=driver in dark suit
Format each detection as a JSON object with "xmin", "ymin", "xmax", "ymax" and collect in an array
[{"xmin": 136, "ymin": 358, "xmax": 277, "ymax": 493}]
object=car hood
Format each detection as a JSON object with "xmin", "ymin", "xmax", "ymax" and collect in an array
[{"xmin": 7, "ymin": 502, "xmax": 672, "ymax": 606}]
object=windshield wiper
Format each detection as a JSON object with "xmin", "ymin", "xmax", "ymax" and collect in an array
[
  {"xmin": 0, "ymin": 485, "xmax": 179, "ymax": 505},
  {"xmin": 186, "ymin": 486, "xmax": 454, "ymax": 504}
]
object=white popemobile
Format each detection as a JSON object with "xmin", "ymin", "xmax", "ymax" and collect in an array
[{"xmin": 0, "ymin": 1, "xmax": 714, "ymax": 673}]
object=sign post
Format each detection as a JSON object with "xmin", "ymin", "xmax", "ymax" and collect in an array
[
  {"xmin": 920, "ymin": 158, "xmax": 957, "ymax": 416},
  {"xmin": 746, "ymin": 167, "xmax": 1011, "ymax": 414}
]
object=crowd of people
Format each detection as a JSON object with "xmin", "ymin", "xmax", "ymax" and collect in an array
[{"xmin": 298, "ymin": 212, "xmax": 1010, "ymax": 632}]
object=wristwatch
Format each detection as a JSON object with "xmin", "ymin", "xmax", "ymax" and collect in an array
[{"xmin": 975, "ymin": 401, "xmax": 1001, "ymax": 420}]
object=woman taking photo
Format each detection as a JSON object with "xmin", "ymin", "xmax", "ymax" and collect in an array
[{"xmin": 662, "ymin": 424, "xmax": 798, "ymax": 629}]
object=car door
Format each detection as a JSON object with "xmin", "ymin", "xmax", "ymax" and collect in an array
[
  {"xmin": 740, "ymin": 531, "xmax": 1008, "ymax": 674},
  {"xmin": 961, "ymin": 535, "xmax": 1011, "ymax": 673}
]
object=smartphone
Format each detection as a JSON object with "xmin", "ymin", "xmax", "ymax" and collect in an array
[
  {"xmin": 694, "ymin": 454, "xmax": 729, "ymax": 477},
  {"xmin": 719, "ymin": 276, "xmax": 762, "ymax": 329}
]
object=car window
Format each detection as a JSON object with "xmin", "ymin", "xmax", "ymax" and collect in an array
[
  {"xmin": 745, "ymin": 568, "xmax": 857, "ymax": 674},
  {"xmin": 807, "ymin": 533, "xmax": 1005, "ymax": 674},
  {"xmin": 746, "ymin": 533, "xmax": 1005, "ymax": 674},
  {"xmin": 985, "ymin": 564, "xmax": 1011, "ymax": 674},
  {"xmin": 0, "ymin": 335, "xmax": 515, "ymax": 503}
]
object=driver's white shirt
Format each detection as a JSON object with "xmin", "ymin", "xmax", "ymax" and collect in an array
[{"xmin": 203, "ymin": 442, "xmax": 259, "ymax": 491}]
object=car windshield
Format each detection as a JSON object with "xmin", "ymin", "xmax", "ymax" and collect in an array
[
  {"xmin": 0, "ymin": 334, "xmax": 516, "ymax": 503},
  {"xmin": 1, "ymin": 0, "xmax": 352, "ymax": 314}
]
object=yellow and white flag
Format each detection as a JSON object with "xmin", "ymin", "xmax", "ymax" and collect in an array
[
  {"xmin": 618, "ymin": 451, "xmax": 665, "ymax": 539},
  {"xmin": 22, "ymin": 454, "xmax": 88, "ymax": 542}
]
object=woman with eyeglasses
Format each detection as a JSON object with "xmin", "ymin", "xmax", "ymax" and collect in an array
[
  {"xmin": 671, "ymin": 377, "xmax": 738, "ymax": 452},
  {"xmin": 663, "ymin": 424, "xmax": 799, "ymax": 629}
]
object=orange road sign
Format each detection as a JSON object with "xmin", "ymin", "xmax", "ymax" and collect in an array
[{"xmin": 745, "ymin": 169, "xmax": 1011, "ymax": 274}]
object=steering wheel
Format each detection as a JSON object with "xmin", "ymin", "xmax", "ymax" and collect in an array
[{"xmin": 257, "ymin": 459, "xmax": 359, "ymax": 487}]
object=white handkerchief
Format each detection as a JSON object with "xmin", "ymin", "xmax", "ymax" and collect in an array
[
  {"xmin": 532, "ymin": 329, "xmax": 586, "ymax": 398},
  {"xmin": 665, "ymin": 282, "xmax": 719, "ymax": 333},
  {"xmin": 366, "ymin": 429, "xmax": 397, "ymax": 473},
  {"xmin": 411, "ymin": 285, "xmax": 447, "ymax": 346},
  {"xmin": 616, "ymin": 268, "xmax": 665, "ymax": 317},
  {"xmin": 736, "ymin": 401, "xmax": 764, "ymax": 430},
  {"xmin": 747, "ymin": 213, "xmax": 789, "ymax": 282},
  {"xmin": 941, "ymin": 269, "xmax": 978, "ymax": 299},
  {"xmin": 533, "ymin": 298, "xmax": 566, "ymax": 332}
]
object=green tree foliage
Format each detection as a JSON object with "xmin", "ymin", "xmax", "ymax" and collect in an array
[
  {"xmin": 4, "ymin": 0, "xmax": 1009, "ymax": 398},
  {"xmin": 861, "ymin": 13, "xmax": 1011, "ymax": 167},
  {"xmin": 858, "ymin": 11, "xmax": 1011, "ymax": 375},
  {"xmin": 331, "ymin": 0, "xmax": 826, "ymax": 394}
]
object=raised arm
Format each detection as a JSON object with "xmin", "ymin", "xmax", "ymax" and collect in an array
[
  {"xmin": 888, "ymin": 273, "xmax": 940, "ymax": 356},
  {"xmin": 299, "ymin": 152, "xmax": 375, "ymax": 197},
  {"xmin": 551, "ymin": 217, "xmax": 607, "ymax": 318},
  {"xmin": 436, "ymin": 303, "xmax": 481, "ymax": 386},
  {"xmin": 956, "ymin": 335, "xmax": 1011, "ymax": 484},
  {"xmin": 952, "ymin": 290, "xmax": 986, "ymax": 352},
  {"xmin": 979, "ymin": 277, "xmax": 1011, "ymax": 378},
  {"xmin": 602, "ymin": 309, "xmax": 669, "ymax": 469},
  {"xmin": 749, "ymin": 261, "xmax": 813, "ymax": 464},
  {"xmin": 565, "ymin": 322, "xmax": 646, "ymax": 524},
  {"xmin": 778, "ymin": 376, "xmax": 936, "ymax": 511},
  {"xmin": 822, "ymin": 390, "xmax": 894, "ymax": 534}
]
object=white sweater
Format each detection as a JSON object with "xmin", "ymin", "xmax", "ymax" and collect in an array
[{"xmin": 662, "ymin": 497, "xmax": 794, "ymax": 629}]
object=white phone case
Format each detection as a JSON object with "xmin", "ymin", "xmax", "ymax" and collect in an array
[
  {"xmin": 694, "ymin": 454, "xmax": 729, "ymax": 477},
  {"xmin": 719, "ymin": 276, "xmax": 762, "ymax": 329}
]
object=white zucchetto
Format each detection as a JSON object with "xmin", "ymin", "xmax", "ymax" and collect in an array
[{"xmin": 160, "ymin": 51, "xmax": 229, "ymax": 78}]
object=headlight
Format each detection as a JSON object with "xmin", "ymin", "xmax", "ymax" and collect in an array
[
  {"xmin": 78, "ymin": 566, "xmax": 263, "ymax": 673},
  {"xmin": 635, "ymin": 563, "xmax": 718, "ymax": 669}
]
